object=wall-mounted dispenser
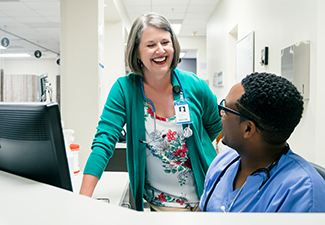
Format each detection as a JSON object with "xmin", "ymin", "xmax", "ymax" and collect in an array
[{"xmin": 281, "ymin": 40, "xmax": 310, "ymax": 99}]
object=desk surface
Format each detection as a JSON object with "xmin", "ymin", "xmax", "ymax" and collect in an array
[
  {"xmin": 116, "ymin": 142, "xmax": 126, "ymax": 149},
  {"xmin": 72, "ymin": 171, "xmax": 129, "ymax": 206},
  {"xmin": 0, "ymin": 170, "xmax": 136, "ymax": 225},
  {"xmin": 1, "ymin": 170, "xmax": 325, "ymax": 225}
]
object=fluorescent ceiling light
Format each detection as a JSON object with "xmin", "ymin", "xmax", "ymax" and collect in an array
[
  {"xmin": 171, "ymin": 24, "xmax": 181, "ymax": 35},
  {"xmin": 179, "ymin": 52, "xmax": 186, "ymax": 58},
  {"xmin": 0, "ymin": 53, "xmax": 31, "ymax": 58}
]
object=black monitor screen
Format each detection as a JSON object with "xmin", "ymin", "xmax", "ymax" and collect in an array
[{"xmin": 0, "ymin": 102, "xmax": 72, "ymax": 191}]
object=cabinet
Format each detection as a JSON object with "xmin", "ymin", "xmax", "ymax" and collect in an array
[{"xmin": 105, "ymin": 143, "xmax": 127, "ymax": 172}]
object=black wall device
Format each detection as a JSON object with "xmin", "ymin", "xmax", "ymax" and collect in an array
[{"xmin": 261, "ymin": 46, "xmax": 269, "ymax": 65}]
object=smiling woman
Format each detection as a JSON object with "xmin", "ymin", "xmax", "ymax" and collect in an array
[
  {"xmin": 138, "ymin": 26, "xmax": 174, "ymax": 79},
  {"xmin": 126, "ymin": 13, "xmax": 181, "ymax": 78},
  {"xmin": 79, "ymin": 12, "xmax": 222, "ymax": 212}
]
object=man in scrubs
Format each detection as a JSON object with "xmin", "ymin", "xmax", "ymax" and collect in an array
[{"xmin": 199, "ymin": 72, "xmax": 325, "ymax": 212}]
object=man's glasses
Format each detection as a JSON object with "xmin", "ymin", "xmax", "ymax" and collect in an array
[{"xmin": 218, "ymin": 99, "xmax": 264, "ymax": 131}]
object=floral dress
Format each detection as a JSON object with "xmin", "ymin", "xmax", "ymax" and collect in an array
[{"xmin": 143, "ymin": 102, "xmax": 199, "ymax": 209}]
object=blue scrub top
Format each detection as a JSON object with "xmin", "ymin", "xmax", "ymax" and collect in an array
[{"xmin": 199, "ymin": 147, "xmax": 325, "ymax": 212}]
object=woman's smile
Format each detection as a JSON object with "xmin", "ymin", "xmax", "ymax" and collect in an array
[
  {"xmin": 152, "ymin": 56, "xmax": 167, "ymax": 64},
  {"xmin": 138, "ymin": 26, "xmax": 174, "ymax": 77}
]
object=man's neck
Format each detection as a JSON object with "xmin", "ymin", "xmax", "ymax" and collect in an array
[{"xmin": 233, "ymin": 143, "xmax": 287, "ymax": 190}]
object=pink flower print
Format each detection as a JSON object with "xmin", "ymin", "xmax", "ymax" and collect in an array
[
  {"xmin": 182, "ymin": 142, "xmax": 188, "ymax": 151},
  {"xmin": 155, "ymin": 193, "xmax": 166, "ymax": 202},
  {"xmin": 176, "ymin": 199, "xmax": 185, "ymax": 205},
  {"xmin": 146, "ymin": 107, "xmax": 166, "ymax": 121},
  {"xmin": 169, "ymin": 161, "xmax": 182, "ymax": 167},
  {"xmin": 173, "ymin": 148, "xmax": 187, "ymax": 158},
  {"xmin": 166, "ymin": 129, "xmax": 177, "ymax": 142},
  {"xmin": 184, "ymin": 158, "xmax": 192, "ymax": 169}
]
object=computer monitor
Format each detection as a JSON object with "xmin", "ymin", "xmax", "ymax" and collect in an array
[
  {"xmin": 38, "ymin": 73, "xmax": 48, "ymax": 102},
  {"xmin": 0, "ymin": 102, "xmax": 72, "ymax": 191}
]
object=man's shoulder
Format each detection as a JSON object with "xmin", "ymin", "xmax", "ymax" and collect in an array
[
  {"xmin": 272, "ymin": 150, "xmax": 325, "ymax": 211},
  {"xmin": 277, "ymin": 150, "xmax": 325, "ymax": 187},
  {"xmin": 218, "ymin": 146, "xmax": 239, "ymax": 161},
  {"xmin": 208, "ymin": 147, "xmax": 239, "ymax": 173}
]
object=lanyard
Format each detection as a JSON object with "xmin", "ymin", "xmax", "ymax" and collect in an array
[
  {"xmin": 140, "ymin": 72, "xmax": 186, "ymax": 112},
  {"xmin": 139, "ymin": 72, "xmax": 192, "ymax": 142}
]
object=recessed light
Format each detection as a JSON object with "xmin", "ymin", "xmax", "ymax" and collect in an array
[{"xmin": 171, "ymin": 24, "xmax": 182, "ymax": 35}]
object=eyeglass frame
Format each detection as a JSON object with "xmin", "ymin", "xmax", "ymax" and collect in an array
[{"xmin": 218, "ymin": 99, "xmax": 264, "ymax": 131}]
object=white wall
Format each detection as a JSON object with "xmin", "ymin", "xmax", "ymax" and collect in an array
[
  {"xmin": 99, "ymin": 21, "xmax": 125, "ymax": 115},
  {"xmin": 207, "ymin": 0, "xmax": 324, "ymax": 166},
  {"xmin": 1, "ymin": 58, "xmax": 58, "ymax": 102},
  {"xmin": 178, "ymin": 36, "xmax": 207, "ymax": 80},
  {"xmin": 60, "ymin": 0, "xmax": 104, "ymax": 170},
  {"xmin": 315, "ymin": 0, "xmax": 325, "ymax": 165}
]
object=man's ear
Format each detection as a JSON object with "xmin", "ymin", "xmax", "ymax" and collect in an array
[{"xmin": 243, "ymin": 121, "xmax": 257, "ymax": 138}]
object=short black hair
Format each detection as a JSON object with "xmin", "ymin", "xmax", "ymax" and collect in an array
[{"xmin": 237, "ymin": 72, "xmax": 304, "ymax": 144}]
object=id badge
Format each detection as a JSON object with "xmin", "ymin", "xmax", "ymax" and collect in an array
[{"xmin": 174, "ymin": 101, "xmax": 191, "ymax": 124}]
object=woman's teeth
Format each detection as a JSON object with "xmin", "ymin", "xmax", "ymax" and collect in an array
[{"xmin": 152, "ymin": 57, "xmax": 166, "ymax": 63}]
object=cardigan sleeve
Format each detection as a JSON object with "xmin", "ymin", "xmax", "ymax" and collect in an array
[
  {"xmin": 83, "ymin": 79, "xmax": 126, "ymax": 179},
  {"xmin": 200, "ymin": 78, "xmax": 222, "ymax": 141}
]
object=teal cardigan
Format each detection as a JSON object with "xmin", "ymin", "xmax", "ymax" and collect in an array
[{"xmin": 84, "ymin": 68, "xmax": 222, "ymax": 211}]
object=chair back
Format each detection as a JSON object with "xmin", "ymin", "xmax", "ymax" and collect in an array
[{"xmin": 309, "ymin": 162, "xmax": 325, "ymax": 180}]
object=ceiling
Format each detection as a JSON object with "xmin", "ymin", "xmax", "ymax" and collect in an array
[{"xmin": 0, "ymin": 0, "xmax": 220, "ymax": 59}]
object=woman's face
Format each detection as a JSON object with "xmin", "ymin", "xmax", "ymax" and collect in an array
[{"xmin": 138, "ymin": 26, "xmax": 174, "ymax": 78}]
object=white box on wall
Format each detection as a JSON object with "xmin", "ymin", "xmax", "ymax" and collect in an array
[
  {"xmin": 213, "ymin": 71, "xmax": 223, "ymax": 87},
  {"xmin": 281, "ymin": 41, "xmax": 310, "ymax": 99}
]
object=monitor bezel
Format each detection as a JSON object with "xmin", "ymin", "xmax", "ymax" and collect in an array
[{"xmin": 0, "ymin": 102, "xmax": 72, "ymax": 191}]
